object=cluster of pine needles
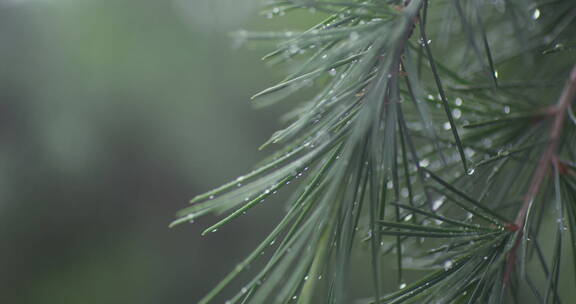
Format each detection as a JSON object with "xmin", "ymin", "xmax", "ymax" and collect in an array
[{"xmin": 172, "ymin": 0, "xmax": 576, "ymax": 303}]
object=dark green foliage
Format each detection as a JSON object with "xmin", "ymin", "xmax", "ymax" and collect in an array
[{"xmin": 172, "ymin": 0, "xmax": 576, "ymax": 303}]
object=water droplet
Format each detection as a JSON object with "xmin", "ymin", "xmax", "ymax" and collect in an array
[
  {"xmin": 304, "ymin": 275, "xmax": 309, "ymax": 281},
  {"xmin": 288, "ymin": 44, "xmax": 301, "ymax": 55},
  {"xmin": 419, "ymin": 159, "xmax": 430, "ymax": 168},
  {"xmin": 464, "ymin": 148, "xmax": 475, "ymax": 157},
  {"xmin": 399, "ymin": 283, "xmax": 407, "ymax": 289},
  {"xmin": 401, "ymin": 188, "xmax": 409, "ymax": 198},
  {"xmin": 494, "ymin": 70, "xmax": 499, "ymax": 78},
  {"xmin": 443, "ymin": 260, "xmax": 453, "ymax": 271},
  {"xmin": 318, "ymin": 275, "xmax": 323, "ymax": 280},
  {"xmin": 443, "ymin": 122, "xmax": 451, "ymax": 130},
  {"xmin": 241, "ymin": 287, "xmax": 248, "ymax": 294},
  {"xmin": 532, "ymin": 8, "xmax": 541, "ymax": 20},
  {"xmin": 432, "ymin": 197, "xmax": 446, "ymax": 211},
  {"xmin": 467, "ymin": 168, "xmax": 476, "ymax": 175},
  {"xmin": 237, "ymin": 183, "xmax": 242, "ymax": 187},
  {"xmin": 455, "ymin": 97, "xmax": 463, "ymax": 106},
  {"xmin": 387, "ymin": 181, "xmax": 394, "ymax": 189},
  {"xmin": 503, "ymin": 105, "xmax": 511, "ymax": 114},
  {"xmin": 209, "ymin": 195, "xmax": 215, "ymax": 200},
  {"xmin": 404, "ymin": 214, "xmax": 413, "ymax": 221},
  {"xmin": 272, "ymin": 7, "xmax": 280, "ymax": 14},
  {"xmin": 328, "ymin": 69, "xmax": 337, "ymax": 76},
  {"xmin": 452, "ymin": 109, "xmax": 462, "ymax": 119},
  {"xmin": 321, "ymin": 54, "xmax": 328, "ymax": 59}
]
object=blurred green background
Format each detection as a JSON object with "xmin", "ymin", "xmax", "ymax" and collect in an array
[{"xmin": 0, "ymin": 0, "xmax": 317, "ymax": 303}]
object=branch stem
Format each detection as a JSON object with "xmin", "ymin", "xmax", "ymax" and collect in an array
[{"xmin": 505, "ymin": 64, "xmax": 576, "ymax": 284}]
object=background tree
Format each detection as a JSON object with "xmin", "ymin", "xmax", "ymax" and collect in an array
[{"xmin": 172, "ymin": 0, "xmax": 576, "ymax": 303}]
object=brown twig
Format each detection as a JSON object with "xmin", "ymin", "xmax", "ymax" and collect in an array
[{"xmin": 504, "ymin": 65, "xmax": 576, "ymax": 285}]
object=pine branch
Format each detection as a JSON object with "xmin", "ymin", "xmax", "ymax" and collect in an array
[{"xmin": 172, "ymin": 1, "xmax": 576, "ymax": 303}]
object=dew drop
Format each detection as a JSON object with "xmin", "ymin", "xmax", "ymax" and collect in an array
[
  {"xmin": 401, "ymin": 188, "xmax": 409, "ymax": 198},
  {"xmin": 288, "ymin": 44, "xmax": 301, "ymax": 55},
  {"xmin": 443, "ymin": 260, "xmax": 454, "ymax": 271},
  {"xmin": 318, "ymin": 275, "xmax": 323, "ymax": 280},
  {"xmin": 209, "ymin": 195, "xmax": 215, "ymax": 200},
  {"xmin": 304, "ymin": 275, "xmax": 309, "ymax": 281},
  {"xmin": 532, "ymin": 8, "xmax": 541, "ymax": 20},
  {"xmin": 386, "ymin": 181, "xmax": 394, "ymax": 189},
  {"xmin": 399, "ymin": 283, "xmax": 407, "ymax": 289},
  {"xmin": 494, "ymin": 70, "xmax": 499, "ymax": 78},
  {"xmin": 455, "ymin": 97, "xmax": 463, "ymax": 106},
  {"xmin": 452, "ymin": 108, "xmax": 462, "ymax": 119},
  {"xmin": 503, "ymin": 105, "xmax": 511, "ymax": 114},
  {"xmin": 443, "ymin": 122, "xmax": 451, "ymax": 130},
  {"xmin": 432, "ymin": 197, "xmax": 445, "ymax": 211},
  {"xmin": 419, "ymin": 159, "xmax": 430, "ymax": 168},
  {"xmin": 328, "ymin": 68, "xmax": 337, "ymax": 76},
  {"xmin": 321, "ymin": 54, "xmax": 328, "ymax": 59},
  {"xmin": 404, "ymin": 214, "xmax": 413, "ymax": 221},
  {"xmin": 467, "ymin": 168, "xmax": 476, "ymax": 175},
  {"xmin": 241, "ymin": 287, "xmax": 248, "ymax": 294}
]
